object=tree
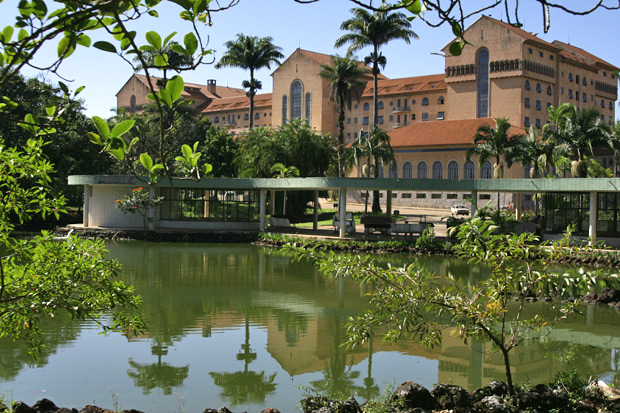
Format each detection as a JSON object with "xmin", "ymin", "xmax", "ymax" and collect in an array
[
  {"xmin": 0, "ymin": 138, "xmax": 144, "ymax": 354},
  {"xmin": 287, "ymin": 218, "xmax": 619, "ymax": 396},
  {"xmin": 318, "ymin": 55, "xmax": 371, "ymax": 178},
  {"xmin": 133, "ymin": 40, "xmax": 194, "ymax": 84},
  {"xmin": 606, "ymin": 121, "xmax": 620, "ymax": 177},
  {"xmin": 513, "ymin": 125, "xmax": 554, "ymax": 179},
  {"xmin": 270, "ymin": 163, "xmax": 301, "ymax": 216},
  {"xmin": 201, "ymin": 124, "xmax": 239, "ymax": 177},
  {"xmin": 467, "ymin": 118, "xmax": 523, "ymax": 180},
  {"xmin": 335, "ymin": 7, "xmax": 416, "ymax": 128},
  {"xmin": 545, "ymin": 104, "xmax": 610, "ymax": 177},
  {"xmin": 215, "ymin": 34, "xmax": 284, "ymax": 129},
  {"xmin": 349, "ymin": 126, "xmax": 395, "ymax": 213}
]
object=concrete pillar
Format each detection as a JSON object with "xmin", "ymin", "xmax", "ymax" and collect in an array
[
  {"xmin": 386, "ymin": 190, "xmax": 392, "ymax": 217},
  {"xmin": 259, "ymin": 189, "xmax": 266, "ymax": 232},
  {"xmin": 589, "ymin": 191, "xmax": 597, "ymax": 246},
  {"xmin": 83, "ymin": 185, "xmax": 90, "ymax": 228},
  {"xmin": 471, "ymin": 190, "xmax": 478, "ymax": 216},
  {"xmin": 270, "ymin": 190, "xmax": 275, "ymax": 216},
  {"xmin": 313, "ymin": 190, "xmax": 319, "ymax": 230},
  {"xmin": 515, "ymin": 193, "xmax": 522, "ymax": 221},
  {"xmin": 148, "ymin": 185, "xmax": 155, "ymax": 231},
  {"xmin": 339, "ymin": 188, "xmax": 347, "ymax": 238}
]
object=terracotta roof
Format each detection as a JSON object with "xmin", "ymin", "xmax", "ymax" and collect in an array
[
  {"xmin": 389, "ymin": 118, "xmax": 526, "ymax": 148},
  {"xmin": 201, "ymin": 93, "xmax": 272, "ymax": 113},
  {"xmin": 363, "ymin": 74, "xmax": 446, "ymax": 97},
  {"xmin": 553, "ymin": 41, "xmax": 619, "ymax": 71},
  {"xmin": 131, "ymin": 74, "xmax": 246, "ymax": 100}
]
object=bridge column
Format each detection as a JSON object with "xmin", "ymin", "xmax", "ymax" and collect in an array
[
  {"xmin": 259, "ymin": 189, "xmax": 266, "ymax": 232},
  {"xmin": 470, "ymin": 190, "xmax": 478, "ymax": 217},
  {"xmin": 313, "ymin": 190, "xmax": 319, "ymax": 230},
  {"xmin": 515, "ymin": 193, "xmax": 522, "ymax": 221},
  {"xmin": 83, "ymin": 185, "xmax": 90, "ymax": 228},
  {"xmin": 339, "ymin": 188, "xmax": 347, "ymax": 238},
  {"xmin": 589, "ymin": 191, "xmax": 598, "ymax": 246},
  {"xmin": 386, "ymin": 190, "xmax": 392, "ymax": 217}
]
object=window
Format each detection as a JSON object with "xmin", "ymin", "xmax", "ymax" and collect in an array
[
  {"xmin": 389, "ymin": 101, "xmax": 393, "ymax": 106},
  {"xmin": 536, "ymin": 100, "xmax": 541, "ymax": 110},
  {"xmin": 583, "ymin": 77, "xmax": 587, "ymax": 86},
  {"xmin": 254, "ymin": 112, "xmax": 260, "ymax": 119},
  {"xmin": 481, "ymin": 162, "xmax": 492, "ymax": 179},
  {"xmin": 477, "ymin": 48, "xmax": 489, "ymax": 118},
  {"xmin": 438, "ymin": 96, "xmax": 445, "ymax": 104},
  {"xmin": 527, "ymin": 48, "xmax": 532, "ymax": 54},
  {"xmin": 538, "ymin": 51, "xmax": 543, "ymax": 57},
  {"xmin": 547, "ymin": 102, "xmax": 552, "ymax": 109},
  {"xmin": 417, "ymin": 162, "xmax": 427, "ymax": 179},
  {"xmin": 568, "ymin": 89, "xmax": 573, "ymax": 99},
  {"xmin": 576, "ymin": 75, "xmax": 580, "ymax": 84},
  {"xmin": 416, "ymin": 193, "xmax": 426, "ymax": 199},
  {"xmin": 354, "ymin": 117, "xmax": 358, "ymax": 124},
  {"xmin": 214, "ymin": 116, "xmax": 219, "ymax": 123},
  {"xmin": 464, "ymin": 161, "xmax": 475, "ymax": 179},
  {"xmin": 524, "ymin": 117, "xmax": 531, "ymax": 127},
  {"xmin": 290, "ymin": 80, "xmax": 302, "ymax": 120},
  {"xmin": 363, "ymin": 117, "xmax": 369, "ymax": 125},
  {"xmin": 583, "ymin": 93, "xmax": 587, "ymax": 102},
  {"xmin": 547, "ymin": 85, "xmax": 553, "ymax": 95},
  {"xmin": 525, "ymin": 98, "xmax": 531, "ymax": 108},
  {"xmin": 347, "ymin": 118, "xmax": 351, "ymax": 124},
  {"xmin": 601, "ymin": 99, "xmax": 605, "ymax": 108},
  {"xmin": 550, "ymin": 55, "xmax": 554, "ymax": 61},
  {"xmin": 432, "ymin": 161, "xmax": 443, "ymax": 179},
  {"xmin": 363, "ymin": 102, "xmax": 370, "ymax": 111},
  {"xmin": 422, "ymin": 97, "xmax": 429, "ymax": 106},
  {"xmin": 411, "ymin": 114, "xmax": 416, "ymax": 120},
  {"xmin": 130, "ymin": 95, "xmax": 136, "ymax": 113},
  {"xmin": 568, "ymin": 73, "xmax": 574, "ymax": 82},
  {"xmin": 561, "ymin": 87, "xmax": 564, "ymax": 94},
  {"xmin": 377, "ymin": 101, "xmax": 384, "ymax": 109},
  {"xmin": 422, "ymin": 112, "xmax": 429, "ymax": 121},
  {"xmin": 610, "ymin": 102, "xmax": 614, "ymax": 110},
  {"xmin": 403, "ymin": 162, "xmax": 412, "ymax": 179},
  {"xmin": 377, "ymin": 116, "xmax": 384, "ymax": 124},
  {"xmin": 525, "ymin": 80, "xmax": 531, "ymax": 90},
  {"xmin": 305, "ymin": 92, "xmax": 311, "ymax": 121},
  {"xmin": 536, "ymin": 83, "xmax": 542, "ymax": 93},
  {"xmin": 282, "ymin": 95, "xmax": 288, "ymax": 124},
  {"xmin": 389, "ymin": 115, "xmax": 393, "ymax": 121},
  {"xmin": 437, "ymin": 111, "xmax": 445, "ymax": 120},
  {"xmin": 244, "ymin": 113, "xmax": 249, "ymax": 120},
  {"xmin": 389, "ymin": 162, "xmax": 398, "ymax": 179},
  {"xmin": 536, "ymin": 119, "xmax": 541, "ymax": 128},
  {"xmin": 412, "ymin": 99, "xmax": 416, "ymax": 105},
  {"xmin": 448, "ymin": 161, "xmax": 458, "ymax": 179}
]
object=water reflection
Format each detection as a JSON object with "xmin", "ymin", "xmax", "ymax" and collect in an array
[{"xmin": 0, "ymin": 242, "xmax": 617, "ymax": 412}]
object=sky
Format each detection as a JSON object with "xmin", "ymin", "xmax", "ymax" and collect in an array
[{"xmin": 1, "ymin": 0, "xmax": 619, "ymax": 119}]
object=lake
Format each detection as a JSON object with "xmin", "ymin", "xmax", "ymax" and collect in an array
[{"xmin": 0, "ymin": 241, "xmax": 618, "ymax": 412}]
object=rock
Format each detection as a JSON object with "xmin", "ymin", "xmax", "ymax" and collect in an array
[
  {"xmin": 32, "ymin": 399, "xmax": 58, "ymax": 413},
  {"xmin": 431, "ymin": 383, "xmax": 472, "ymax": 410},
  {"xmin": 587, "ymin": 380, "xmax": 620, "ymax": 400},
  {"xmin": 516, "ymin": 391, "xmax": 544, "ymax": 409},
  {"xmin": 80, "ymin": 405, "xmax": 109, "ymax": 413},
  {"xmin": 595, "ymin": 288, "xmax": 620, "ymax": 304},
  {"xmin": 542, "ymin": 387, "xmax": 569, "ymax": 409},
  {"xmin": 340, "ymin": 397, "xmax": 361, "ymax": 413},
  {"xmin": 12, "ymin": 401, "xmax": 35, "ymax": 413},
  {"xmin": 299, "ymin": 396, "xmax": 331, "ymax": 413},
  {"xmin": 472, "ymin": 395, "xmax": 512, "ymax": 413},
  {"xmin": 202, "ymin": 409, "xmax": 231, "ymax": 413},
  {"xmin": 391, "ymin": 381, "xmax": 435, "ymax": 411},
  {"xmin": 56, "ymin": 409, "xmax": 78, "ymax": 413},
  {"xmin": 261, "ymin": 409, "xmax": 281, "ymax": 413}
]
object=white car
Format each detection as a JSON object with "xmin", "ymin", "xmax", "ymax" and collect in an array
[{"xmin": 451, "ymin": 204, "xmax": 470, "ymax": 216}]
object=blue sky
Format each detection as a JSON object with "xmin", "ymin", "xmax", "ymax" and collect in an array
[{"xmin": 2, "ymin": 0, "xmax": 619, "ymax": 119}]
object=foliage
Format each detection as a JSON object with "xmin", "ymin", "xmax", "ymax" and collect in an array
[
  {"xmin": 319, "ymin": 54, "xmax": 371, "ymax": 178},
  {"xmin": 466, "ymin": 117, "xmax": 524, "ymax": 178},
  {"xmin": 215, "ymin": 34, "xmax": 284, "ymax": 129},
  {"xmin": 115, "ymin": 187, "xmax": 164, "ymax": 230},
  {"xmin": 285, "ymin": 219, "xmax": 620, "ymax": 396},
  {"xmin": 414, "ymin": 226, "xmax": 441, "ymax": 251},
  {"xmin": 0, "ymin": 139, "xmax": 144, "ymax": 355},
  {"xmin": 200, "ymin": 124, "xmax": 239, "ymax": 177},
  {"xmin": 513, "ymin": 125, "xmax": 554, "ymax": 179}
]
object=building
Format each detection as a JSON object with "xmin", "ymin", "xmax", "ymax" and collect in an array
[{"xmin": 116, "ymin": 15, "xmax": 618, "ymax": 209}]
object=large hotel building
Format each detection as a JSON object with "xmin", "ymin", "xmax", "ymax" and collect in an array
[{"xmin": 116, "ymin": 15, "xmax": 618, "ymax": 207}]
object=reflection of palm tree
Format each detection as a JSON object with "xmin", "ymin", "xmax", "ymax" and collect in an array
[
  {"xmin": 210, "ymin": 316, "xmax": 278, "ymax": 405},
  {"xmin": 358, "ymin": 339, "xmax": 380, "ymax": 402},
  {"xmin": 127, "ymin": 358, "xmax": 189, "ymax": 395}
]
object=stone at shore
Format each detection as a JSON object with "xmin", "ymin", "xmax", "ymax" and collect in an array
[{"xmin": 390, "ymin": 381, "xmax": 435, "ymax": 410}]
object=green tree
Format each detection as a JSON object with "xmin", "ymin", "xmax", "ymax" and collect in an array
[
  {"xmin": 513, "ymin": 125, "xmax": 554, "ymax": 179},
  {"xmin": 270, "ymin": 163, "xmax": 300, "ymax": 216},
  {"xmin": 349, "ymin": 126, "xmax": 394, "ymax": 213},
  {"xmin": 335, "ymin": 7, "xmax": 416, "ymax": 127},
  {"xmin": 133, "ymin": 40, "xmax": 194, "ymax": 85},
  {"xmin": 215, "ymin": 34, "xmax": 284, "ymax": 129},
  {"xmin": 606, "ymin": 121, "xmax": 620, "ymax": 177},
  {"xmin": 318, "ymin": 55, "xmax": 371, "ymax": 178},
  {"xmin": 467, "ymin": 117, "xmax": 523, "ymax": 180},
  {"xmin": 201, "ymin": 124, "xmax": 239, "ymax": 177},
  {"xmin": 545, "ymin": 103, "xmax": 610, "ymax": 177}
]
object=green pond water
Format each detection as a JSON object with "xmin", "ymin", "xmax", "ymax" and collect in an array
[{"xmin": 0, "ymin": 241, "xmax": 619, "ymax": 412}]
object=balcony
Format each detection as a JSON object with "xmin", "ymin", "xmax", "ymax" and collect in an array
[{"xmin": 392, "ymin": 106, "xmax": 410, "ymax": 114}]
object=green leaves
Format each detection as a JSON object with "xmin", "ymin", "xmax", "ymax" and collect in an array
[
  {"xmin": 93, "ymin": 41, "xmax": 118, "ymax": 54},
  {"xmin": 140, "ymin": 153, "xmax": 164, "ymax": 183},
  {"xmin": 89, "ymin": 116, "xmax": 136, "ymax": 161}
]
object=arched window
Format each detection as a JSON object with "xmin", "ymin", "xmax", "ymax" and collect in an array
[
  {"xmin": 417, "ymin": 162, "xmax": 427, "ymax": 179},
  {"xmin": 421, "ymin": 97, "xmax": 429, "ymax": 106},
  {"xmin": 525, "ymin": 80, "xmax": 531, "ymax": 90},
  {"xmin": 432, "ymin": 161, "xmax": 443, "ymax": 179},
  {"xmin": 601, "ymin": 99, "xmax": 605, "ymax": 108},
  {"xmin": 377, "ymin": 101, "xmax": 384, "ymax": 109},
  {"xmin": 536, "ymin": 83, "xmax": 542, "ymax": 93},
  {"xmin": 389, "ymin": 162, "xmax": 398, "ymax": 178},
  {"xmin": 610, "ymin": 102, "xmax": 614, "ymax": 110},
  {"xmin": 363, "ymin": 102, "xmax": 370, "ymax": 111},
  {"xmin": 448, "ymin": 161, "xmax": 458, "ymax": 179},
  {"xmin": 547, "ymin": 85, "xmax": 553, "ymax": 95},
  {"xmin": 290, "ymin": 80, "xmax": 303, "ymax": 119},
  {"xmin": 438, "ymin": 96, "xmax": 445, "ymax": 105},
  {"xmin": 481, "ymin": 162, "xmax": 492, "ymax": 179},
  {"xmin": 576, "ymin": 75, "xmax": 580, "ymax": 85},
  {"xmin": 305, "ymin": 92, "xmax": 311, "ymax": 121},
  {"xmin": 130, "ymin": 95, "xmax": 137, "ymax": 113},
  {"xmin": 583, "ymin": 77, "xmax": 587, "ymax": 86},
  {"xmin": 244, "ymin": 113, "xmax": 249, "ymax": 120},
  {"xmin": 402, "ymin": 162, "xmax": 412, "ymax": 179},
  {"xmin": 477, "ymin": 48, "xmax": 489, "ymax": 118},
  {"xmin": 214, "ymin": 116, "xmax": 219, "ymax": 123},
  {"xmin": 464, "ymin": 161, "xmax": 475, "ymax": 179},
  {"xmin": 282, "ymin": 95, "xmax": 288, "ymax": 124},
  {"xmin": 254, "ymin": 112, "xmax": 260, "ymax": 119}
]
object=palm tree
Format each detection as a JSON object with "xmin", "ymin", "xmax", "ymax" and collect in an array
[
  {"xmin": 467, "ymin": 118, "xmax": 524, "ymax": 209},
  {"xmin": 514, "ymin": 125, "xmax": 554, "ymax": 179},
  {"xmin": 133, "ymin": 41, "xmax": 193, "ymax": 85},
  {"xmin": 335, "ymin": 7, "xmax": 417, "ymax": 127},
  {"xmin": 607, "ymin": 122, "xmax": 620, "ymax": 177},
  {"xmin": 318, "ymin": 55, "xmax": 371, "ymax": 178},
  {"xmin": 270, "ymin": 163, "xmax": 300, "ymax": 216},
  {"xmin": 349, "ymin": 126, "xmax": 394, "ymax": 213},
  {"xmin": 545, "ymin": 103, "xmax": 610, "ymax": 177},
  {"xmin": 216, "ymin": 34, "xmax": 284, "ymax": 129}
]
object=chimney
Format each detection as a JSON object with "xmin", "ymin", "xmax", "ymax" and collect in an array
[{"xmin": 207, "ymin": 79, "xmax": 217, "ymax": 95}]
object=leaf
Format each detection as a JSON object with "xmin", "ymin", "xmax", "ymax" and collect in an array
[
  {"xmin": 93, "ymin": 41, "xmax": 117, "ymax": 53},
  {"xmin": 140, "ymin": 153, "xmax": 154, "ymax": 171},
  {"xmin": 92, "ymin": 116, "xmax": 110, "ymax": 139},
  {"xmin": 147, "ymin": 10, "xmax": 159, "ymax": 17},
  {"xmin": 2, "ymin": 26, "xmax": 14, "ymax": 43},
  {"xmin": 145, "ymin": 31, "xmax": 161, "ymax": 49},
  {"xmin": 57, "ymin": 36, "xmax": 71, "ymax": 57},
  {"xmin": 111, "ymin": 119, "xmax": 135, "ymax": 138},
  {"xmin": 76, "ymin": 34, "xmax": 91, "ymax": 47},
  {"xmin": 87, "ymin": 132, "xmax": 102, "ymax": 145},
  {"xmin": 451, "ymin": 21, "xmax": 463, "ymax": 37},
  {"xmin": 170, "ymin": 43, "xmax": 187, "ymax": 55},
  {"xmin": 166, "ymin": 75, "xmax": 184, "ymax": 101},
  {"xmin": 449, "ymin": 41, "xmax": 463, "ymax": 56},
  {"xmin": 158, "ymin": 89, "xmax": 172, "ymax": 107},
  {"xmin": 181, "ymin": 144, "xmax": 192, "ymax": 160},
  {"xmin": 18, "ymin": 28, "xmax": 28, "ymax": 41},
  {"xmin": 45, "ymin": 106, "xmax": 56, "ymax": 117},
  {"xmin": 163, "ymin": 32, "xmax": 177, "ymax": 46},
  {"xmin": 203, "ymin": 163, "xmax": 213, "ymax": 176},
  {"xmin": 153, "ymin": 54, "xmax": 167, "ymax": 67},
  {"xmin": 184, "ymin": 32, "xmax": 198, "ymax": 55}
]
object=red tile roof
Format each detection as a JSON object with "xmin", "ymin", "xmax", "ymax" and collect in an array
[
  {"xmin": 553, "ymin": 41, "xmax": 619, "ymax": 71},
  {"xmin": 132, "ymin": 74, "xmax": 246, "ymax": 99},
  {"xmin": 363, "ymin": 74, "xmax": 446, "ymax": 97},
  {"xmin": 201, "ymin": 93, "xmax": 271, "ymax": 113},
  {"xmin": 389, "ymin": 118, "xmax": 526, "ymax": 148}
]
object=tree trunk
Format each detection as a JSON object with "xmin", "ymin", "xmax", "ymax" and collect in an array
[
  {"xmin": 372, "ymin": 155, "xmax": 382, "ymax": 213},
  {"xmin": 337, "ymin": 97, "xmax": 345, "ymax": 178},
  {"xmin": 571, "ymin": 160, "xmax": 587, "ymax": 178}
]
